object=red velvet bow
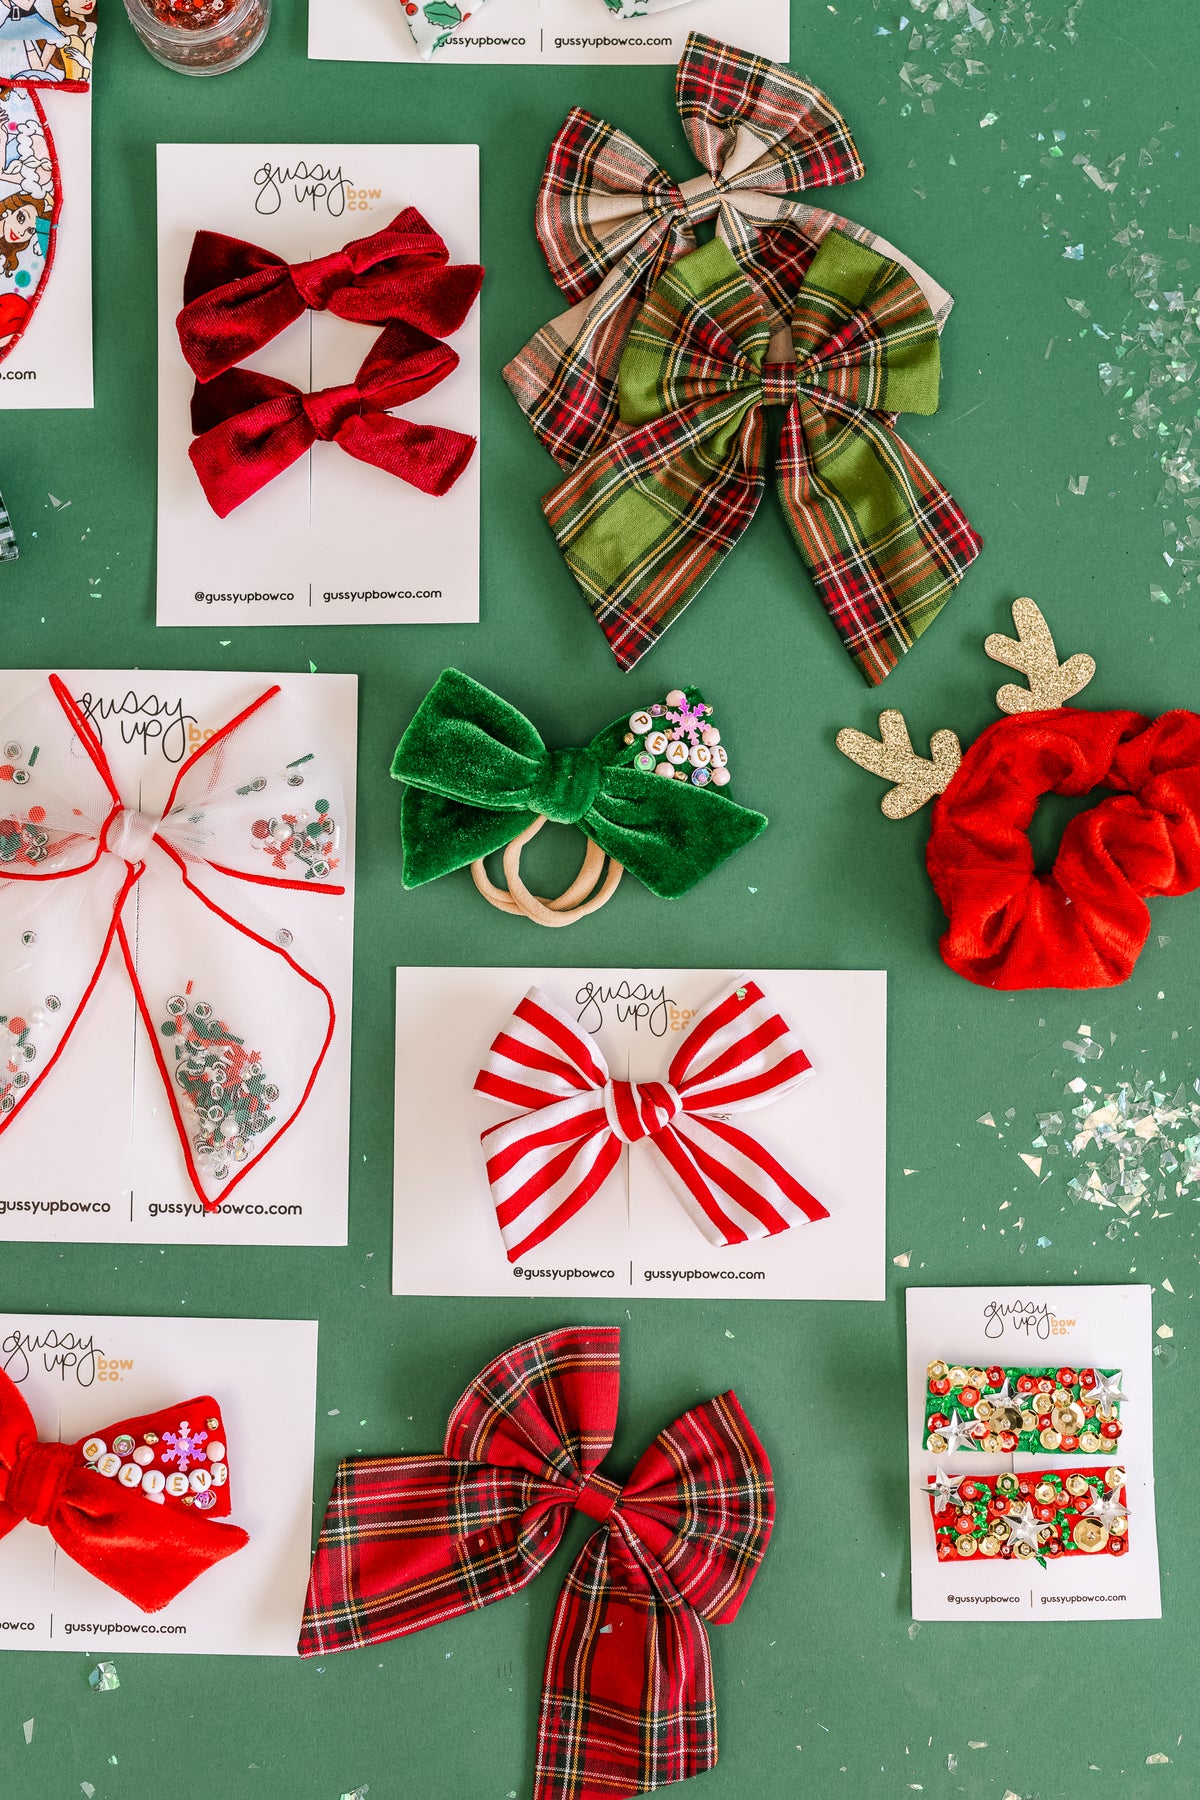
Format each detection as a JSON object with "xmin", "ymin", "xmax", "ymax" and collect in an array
[
  {"xmin": 0, "ymin": 1371, "xmax": 248, "ymax": 1614},
  {"xmin": 299, "ymin": 1327, "xmax": 774, "ymax": 1800},
  {"xmin": 189, "ymin": 322, "xmax": 476, "ymax": 518},
  {"xmin": 177, "ymin": 206, "xmax": 484, "ymax": 383}
]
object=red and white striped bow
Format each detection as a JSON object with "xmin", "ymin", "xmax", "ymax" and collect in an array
[{"xmin": 474, "ymin": 977, "xmax": 828, "ymax": 1261}]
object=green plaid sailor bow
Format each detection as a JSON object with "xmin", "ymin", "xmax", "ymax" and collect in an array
[
  {"xmin": 391, "ymin": 669, "xmax": 766, "ymax": 903},
  {"xmin": 542, "ymin": 229, "xmax": 983, "ymax": 683}
]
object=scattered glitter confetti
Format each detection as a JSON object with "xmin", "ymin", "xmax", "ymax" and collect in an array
[
  {"xmin": 1146, "ymin": 1754, "xmax": 1172, "ymax": 1765},
  {"xmin": 339, "ymin": 1788, "xmax": 370, "ymax": 1799},
  {"xmin": 893, "ymin": 1251, "xmax": 912, "ymax": 1267},
  {"xmin": 22, "ymin": 1720, "xmax": 33, "ymax": 1745},
  {"xmin": 979, "ymin": 110, "xmax": 998, "ymax": 127},
  {"xmin": 1023, "ymin": 1062, "xmax": 1200, "ymax": 1220},
  {"xmin": 87, "ymin": 1662, "xmax": 119, "ymax": 1694},
  {"xmin": 1020, "ymin": 1153, "xmax": 1043, "ymax": 1176},
  {"xmin": 1157, "ymin": 1324, "xmax": 1175, "ymax": 1339},
  {"xmin": 81, "ymin": 1787, "xmax": 95, "ymax": 1800}
]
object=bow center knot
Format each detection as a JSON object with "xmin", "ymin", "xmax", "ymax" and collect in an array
[
  {"xmin": 5, "ymin": 1438, "xmax": 73, "ymax": 1527},
  {"xmin": 675, "ymin": 173, "xmax": 724, "ymax": 227},
  {"xmin": 302, "ymin": 382, "xmax": 363, "ymax": 442},
  {"xmin": 529, "ymin": 747, "xmax": 602, "ymax": 826},
  {"xmin": 289, "ymin": 249, "xmax": 351, "ymax": 311},
  {"xmin": 104, "ymin": 806, "xmax": 159, "ymax": 865},
  {"xmin": 760, "ymin": 360, "xmax": 799, "ymax": 409},
  {"xmin": 603, "ymin": 1079, "xmax": 682, "ymax": 1145},
  {"xmin": 573, "ymin": 1470, "xmax": 622, "ymax": 1527}
]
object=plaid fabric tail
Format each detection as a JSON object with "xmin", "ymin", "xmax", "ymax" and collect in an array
[{"xmin": 535, "ymin": 1391, "xmax": 774, "ymax": 1800}]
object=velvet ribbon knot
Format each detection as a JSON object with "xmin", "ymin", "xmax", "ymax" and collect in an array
[
  {"xmin": 0, "ymin": 1370, "xmax": 248, "ymax": 1614},
  {"xmin": 542, "ymin": 229, "xmax": 981, "ymax": 681},
  {"xmin": 177, "ymin": 206, "xmax": 484, "ymax": 383},
  {"xmin": 391, "ymin": 669, "xmax": 767, "ymax": 901},
  {"xmin": 528, "ymin": 745, "xmax": 603, "ymax": 825},
  {"xmin": 188, "ymin": 322, "xmax": 477, "ymax": 518},
  {"xmin": 299, "ymin": 1327, "xmax": 774, "ymax": 1800},
  {"xmin": 473, "ymin": 978, "xmax": 827, "ymax": 1261}
]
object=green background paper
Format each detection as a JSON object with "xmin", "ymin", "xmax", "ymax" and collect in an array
[{"xmin": 0, "ymin": 1, "xmax": 1198, "ymax": 1793}]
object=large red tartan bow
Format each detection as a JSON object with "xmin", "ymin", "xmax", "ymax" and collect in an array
[
  {"xmin": 0, "ymin": 1369, "xmax": 247, "ymax": 1613},
  {"xmin": 299, "ymin": 1327, "xmax": 774, "ymax": 1800},
  {"xmin": 176, "ymin": 206, "xmax": 484, "ymax": 383},
  {"xmin": 474, "ymin": 976, "xmax": 827, "ymax": 1261},
  {"xmin": 189, "ymin": 322, "xmax": 476, "ymax": 517}
]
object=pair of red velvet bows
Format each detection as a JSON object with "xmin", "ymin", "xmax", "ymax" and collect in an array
[{"xmin": 176, "ymin": 209, "xmax": 483, "ymax": 518}]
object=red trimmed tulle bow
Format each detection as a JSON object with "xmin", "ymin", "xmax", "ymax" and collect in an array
[
  {"xmin": 0, "ymin": 1369, "xmax": 247, "ymax": 1613},
  {"xmin": 300, "ymin": 1327, "xmax": 774, "ymax": 1800},
  {"xmin": 176, "ymin": 206, "xmax": 484, "ymax": 383},
  {"xmin": 474, "ymin": 976, "xmax": 827, "ymax": 1261},
  {"xmin": 0, "ymin": 675, "xmax": 344, "ymax": 1210},
  {"xmin": 188, "ymin": 322, "xmax": 477, "ymax": 517}
]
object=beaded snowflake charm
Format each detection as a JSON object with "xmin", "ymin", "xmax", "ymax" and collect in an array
[{"xmin": 624, "ymin": 689, "xmax": 731, "ymax": 790}]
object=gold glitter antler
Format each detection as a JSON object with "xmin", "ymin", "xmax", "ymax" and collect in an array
[
  {"xmin": 986, "ymin": 597, "xmax": 1096, "ymax": 714},
  {"xmin": 836, "ymin": 711, "xmax": 963, "ymax": 820}
]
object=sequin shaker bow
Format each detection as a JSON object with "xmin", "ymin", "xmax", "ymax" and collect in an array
[
  {"xmin": 544, "ymin": 230, "xmax": 982, "ymax": 682},
  {"xmin": 189, "ymin": 322, "xmax": 476, "ymax": 518},
  {"xmin": 0, "ymin": 675, "xmax": 344, "ymax": 1209},
  {"xmin": 475, "ymin": 977, "xmax": 826, "ymax": 1260},
  {"xmin": 299, "ymin": 1326, "xmax": 774, "ymax": 1800},
  {"xmin": 176, "ymin": 205, "xmax": 484, "ymax": 383},
  {"xmin": 0, "ymin": 1369, "xmax": 247, "ymax": 1613}
]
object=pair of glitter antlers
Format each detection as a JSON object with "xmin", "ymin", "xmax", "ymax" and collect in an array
[{"xmin": 921, "ymin": 1360, "xmax": 1131, "ymax": 1567}]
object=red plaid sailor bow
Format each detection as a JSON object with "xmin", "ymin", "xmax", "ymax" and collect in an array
[
  {"xmin": 504, "ymin": 33, "xmax": 950, "ymax": 469},
  {"xmin": 189, "ymin": 322, "xmax": 476, "ymax": 518},
  {"xmin": 474, "ymin": 976, "xmax": 827, "ymax": 1262},
  {"xmin": 0, "ymin": 675, "xmax": 344, "ymax": 1210},
  {"xmin": 0, "ymin": 1370, "xmax": 247, "ymax": 1613},
  {"xmin": 176, "ymin": 206, "xmax": 484, "ymax": 383},
  {"xmin": 299, "ymin": 1327, "xmax": 774, "ymax": 1800}
]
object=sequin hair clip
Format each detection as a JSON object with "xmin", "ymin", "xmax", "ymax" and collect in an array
[
  {"xmin": 838, "ymin": 598, "xmax": 1200, "ymax": 989},
  {"xmin": 923, "ymin": 1360, "xmax": 1126, "ymax": 1457},
  {"xmin": 925, "ymin": 1465, "xmax": 1130, "ymax": 1566}
]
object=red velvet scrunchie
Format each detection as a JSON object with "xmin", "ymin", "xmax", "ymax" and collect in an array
[{"xmin": 926, "ymin": 708, "xmax": 1200, "ymax": 989}]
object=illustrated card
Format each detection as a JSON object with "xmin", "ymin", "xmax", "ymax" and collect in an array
[
  {"xmin": 309, "ymin": 0, "xmax": 788, "ymax": 66},
  {"xmin": 393, "ymin": 966, "xmax": 887, "ymax": 1300},
  {"xmin": 0, "ymin": 89, "xmax": 93, "ymax": 409},
  {"xmin": 0, "ymin": 668, "xmax": 357, "ymax": 1246},
  {"xmin": 906, "ymin": 1286, "xmax": 1161, "ymax": 1622},
  {"xmin": 156, "ymin": 142, "xmax": 480, "ymax": 628},
  {"xmin": 0, "ymin": 1313, "xmax": 318, "ymax": 1656}
]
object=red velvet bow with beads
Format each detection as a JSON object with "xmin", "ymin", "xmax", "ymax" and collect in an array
[
  {"xmin": 300, "ymin": 1327, "xmax": 774, "ymax": 1800},
  {"xmin": 188, "ymin": 322, "xmax": 477, "ymax": 517},
  {"xmin": 176, "ymin": 206, "xmax": 484, "ymax": 383},
  {"xmin": 0, "ymin": 1369, "xmax": 247, "ymax": 1613}
]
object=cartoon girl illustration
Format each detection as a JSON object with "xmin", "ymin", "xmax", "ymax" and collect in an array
[
  {"xmin": 0, "ymin": 190, "xmax": 49, "ymax": 274},
  {"xmin": 46, "ymin": 0, "xmax": 93, "ymax": 80},
  {"xmin": 0, "ymin": 0, "xmax": 68, "ymax": 79}
]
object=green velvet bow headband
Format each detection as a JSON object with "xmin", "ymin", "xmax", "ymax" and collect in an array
[{"xmin": 391, "ymin": 670, "xmax": 767, "ymax": 926}]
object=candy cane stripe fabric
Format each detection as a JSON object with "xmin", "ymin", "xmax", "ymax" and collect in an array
[{"xmin": 474, "ymin": 977, "xmax": 828, "ymax": 1260}]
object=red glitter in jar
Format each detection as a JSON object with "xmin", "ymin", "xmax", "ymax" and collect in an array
[{"xmin": 122, "ymin": 0, "xmax": 270, "ymax": 74}]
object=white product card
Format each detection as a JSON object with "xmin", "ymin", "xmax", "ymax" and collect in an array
[
  {"xmin": 0, "ymin": 1313, "xmax": 317, "ymax": 1656},
  {"xmin": 0, "ymin": 669, "xmax": 357, "ymax": 1246},
  {"xmin": 310, "ymin": 0, "xmax": 788, "ymax": 66},
  {"xmin": 1, "ymin": 91, "xmax": 92, "ymax": 410},
  {"xmin": 156, "ymin": 142, "xmax": 480, "ymax": 628},
  {"xmin": 906, "ymin": 1286, "xmax": 1161, "ymax": 1623},
  {"xmin": 393, "ymin": 966, "xmax": 887, "ymax": 1300}
]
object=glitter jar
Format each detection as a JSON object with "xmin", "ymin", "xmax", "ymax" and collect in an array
[{"xmin": 121, "ymin": 0, "xmax": 271, "ymax": 75}]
